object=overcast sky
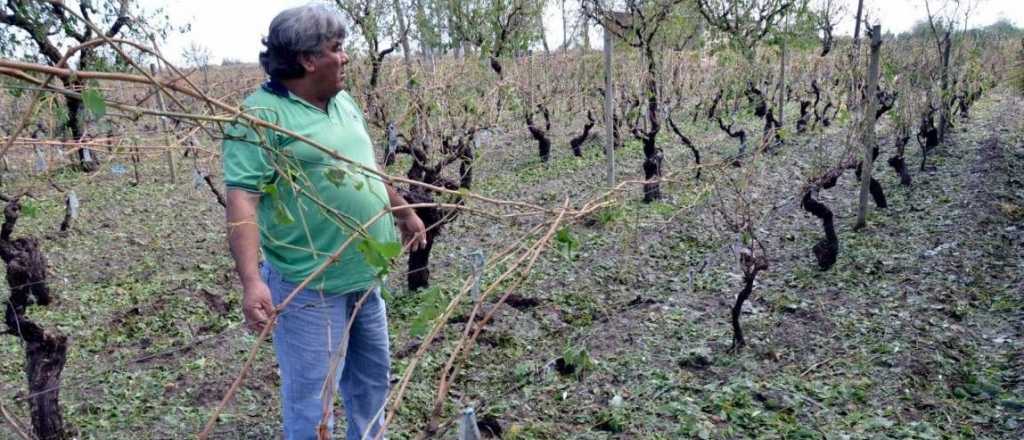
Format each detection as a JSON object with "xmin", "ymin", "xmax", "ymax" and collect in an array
[{"xmin": 149, "ymin": 0, "xmax": 1024, "ymax": 66}]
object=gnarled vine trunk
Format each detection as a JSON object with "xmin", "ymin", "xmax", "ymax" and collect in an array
[
  {"xmin": 802, "ymin": 191, "xmax": 839, "ymax": 270},
  {"xmin": 1, "ymin": 197, "xmax": 68, "ymax": 440}
]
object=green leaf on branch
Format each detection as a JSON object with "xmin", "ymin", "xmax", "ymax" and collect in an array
[
  {"xmin": 555, "ymin": 226, "xmax": 579, "ymax": 261},
  {"xmin": 273, "ymin": 204, "xmax": 294, "ymax": 225},
  {"xmin": 357, "ymin": 237, "xmax": 401, "ymax": 277},
  {"xmin": 409, "ymin": 286, "xmax": 445, "ymax": 338},
  {"xmin": 20, "ymin": 200, "xmax": 39, "ymax": 218},
  {"xmin": 324, "ymin": 166, "xmax": 348, "ymax": 188},
  {"xmin": 562, "ymin": 344, "xmax": 594, "ymax": 380},
  {"xmin": 261, "ymin": 183, "xmax": 293, "ymax": 225},
  {"xmin": 82, "ymin": 86, "xmax": 106, "ymax": 120}
]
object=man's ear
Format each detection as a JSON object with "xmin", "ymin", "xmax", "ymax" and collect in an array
[{"xmin": 298, "ymin": 54, "xmax": 316, "ymax": 73}]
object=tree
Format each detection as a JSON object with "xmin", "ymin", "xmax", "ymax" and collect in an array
[
  {"xmin": 410, "ymin": 0, "xmax": 447, "ymax": 59},
  {"xmin": 812, "ymin": 0, "xmax": 844, "ymax": 56},
  {"xmin": 397, "ymin": 97, "xmax": 482, "ymax": 291},
  {"xmin": 181, "ymin": 41, "xmax": 211, "ymax": 90},
  {"xmin": 181, "ymin": 41, "xmax": 210, "ymax": 68},
  {"xmin": 336, "ymin": 0, "xmax": 400, "ymax": 126},
  {"xmin": 445, "ymin": 0, "xmax": 545, "ymax": 77},
  {"xmin": 695, "ymin": 0, "xmax": 799, "ymax": 143},
  {"xmin": 695, "ymin": 0, "xmax": 794, "ymax": 61},
  {"xmin": 1, "ymin": 0, "xmax": 176, "ymax": 171},
  {"xmin": 924, "ymin": 0, "xmax": 977, "ymax": 144},
  {"xmin": 1, "ymin": 195, "xmax": 66, "ymax": 440},
  {"xmin": 586, "ymin": 0, "xmax": 692, "ymax": 202}
]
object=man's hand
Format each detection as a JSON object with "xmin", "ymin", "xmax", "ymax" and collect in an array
[
  {"xmin": 242, "ymin": 280, "xmax": 274, "ymax": 333},
  {"xmin": 385, "ymin": 183, "xmax": 428, "ymax": 252},
  {"xmin": 396, "ymin": 211, "xmax": 427, "ymax": 252}
]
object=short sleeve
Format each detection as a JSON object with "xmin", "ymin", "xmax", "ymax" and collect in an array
[{"xmin": 221, "ymin": 109, "xmax": 277, "ymax": 192}]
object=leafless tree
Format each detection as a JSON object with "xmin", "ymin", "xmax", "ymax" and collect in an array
[
  {"xmin": 694, "ymin": 0, "xmax": 793, "ymax": 61},
  {"xmin": 182, "ymin": 41, "xmax": 211, "ymax": 90},
  {"xmin": 445, "ymin": 0, "xmax": 545, "ymax": 78},
  {"xmin": 924, "ymin": 0, "xmax": 977, "ymax": 143},
  {"xmin": 584, "ymin": 0, "xmax": 690, "ymax": 202},
  {"xmin": 1, "ymin": 0, "xmax": 171, "ymax": 171},
  {"xmin": 814, "ymin": 0, "xmax": 844, "ymax": 56},
  {"xmin": 336, "ymin": 0, "xmax": 402, "ymax": 126}
]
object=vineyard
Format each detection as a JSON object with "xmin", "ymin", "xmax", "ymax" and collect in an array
[{"xmin": 1, "ymin": 0, "xmax": 1023, "ymax": 439}]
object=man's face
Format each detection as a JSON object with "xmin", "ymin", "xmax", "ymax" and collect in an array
[{"xmin": 305, "ymin": 37, "xmax": 349, "ymax": 97}]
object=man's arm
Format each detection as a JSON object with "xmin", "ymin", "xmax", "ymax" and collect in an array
[
  {"xmin": 385, "ymin": 184, "xmax": 427, "ymax": 251},
  {"xmin": 226, "ymin": 189, "xmax": 273, "ymax": 332}
]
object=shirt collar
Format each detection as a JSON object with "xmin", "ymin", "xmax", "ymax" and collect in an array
[
  {"xmin": 263, "ymin": 78, "xmax": 336, "ymax": 115},
  {"xmin": 262, "ymin": 78, "xmax": 289, "ymax": 98}
]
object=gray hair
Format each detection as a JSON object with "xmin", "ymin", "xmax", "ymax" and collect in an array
[{"xmin": 259, "ymin": 3, "xmax": 347, "ymax": 80}]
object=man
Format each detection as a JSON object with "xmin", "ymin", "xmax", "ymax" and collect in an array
[{"xmin": 221, "ymin": 4, "xmax": 425, "ymax": 439}]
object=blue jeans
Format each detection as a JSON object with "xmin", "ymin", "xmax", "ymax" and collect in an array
[{"xmin": 262, "ymin": 263, "xmax": 390, "ymax": 440}]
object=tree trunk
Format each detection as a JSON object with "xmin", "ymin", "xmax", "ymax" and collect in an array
[
  {"xmin": 403, "ymin": 188, "xmax": 441, "ymax": 292},
  {"xmin": 731, "ymin": 253, "xmax": 767, "ymax": 350},
  {"xmin": 65, "ymin": 93, "xmax": 99, "ymax": 173},
  {"xmin": 582, "ymin": 14, "xmax": 591, "ymax": 50},
  {"xmin": 539, "ymin": 14, "xmax": 550, "ymax": 55},
  {"xmin": 528, "ymin": 126, "xmax": 551, "ymax": 162},
  {"xmin": 560, "ymin": 0, "xmax": 569, "ymax": 51},
  {"xmin": 569, "ymin": 111, "xmax": 595, "ymax": 157},
  {"xmin": 25, "ymin": 330, "xmax": 68, "ymax": 440},
  {"xmin": 1, "ymin": 199, "xmax": 68, "ymax": 440},
  {"xmin": 407, "ymin": 233, "xmax": 436, "ymax": 292},
  {"xmin": 853, "ymin": 0, "xmax": 864, "ymax": 45},
  {"xmin": 803, "ymin": 191, "xmax": 838, "ymax": 270},
  {"xmin": 847, "ymin": 0, "xmax": 865, "ymax": 116},
  {"xmin": 394, "ymin": 0, "xmax": 413, "ymax": 75},
  {"xmin": 888, "ymin": 131, "xmax": 912, "ymax": 186},
  {"xmin": 938, "ymin": 33, "xmax": 952, "ymax": 143},
  {"xmin": 731, "ymin": 273, "xmax": 755, "ymax": 349},
  {"xmin": 641, "ymin": 46, "xmax": 662, "ymax": 203}
]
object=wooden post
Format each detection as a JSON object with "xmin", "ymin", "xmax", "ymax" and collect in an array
[
  {"xmin": 468, "ymin": 250, "xmax": 485, "ymax": 301},
  {"xmin": 150, "ymin": 64, "xmax": 176, "ymax": 184},
  {"xmin": 855, "ymin": 25, "xmax": 882, "ymax": 230},
  {"xmin": 778, "ymin": 16, "xmax": 787, "ymax": 126},
  {"xmin": 603, "ymin": 27, "xmax": 615, "ymax": 186},
  {"xmin": 458, "ymin": 407, "xmax": 481, "ymax": 440}
]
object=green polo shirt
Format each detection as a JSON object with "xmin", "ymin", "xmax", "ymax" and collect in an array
[{"xmin": 222, "ymin": 81, "xmax": 398, "ymax": 294}]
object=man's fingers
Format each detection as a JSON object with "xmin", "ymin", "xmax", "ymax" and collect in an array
[
  {"xmin": 260, "ymin": 297, "xmax": 274, "ymax": 313},
  {"xmin": 413, "ymin": 233, "xmax": 427, "ymax": 251},
  {"xmin": 246, "ymin": 318, "xmax": 263, "ymax": 333},
  {"xmin": 246, "ymin": 306, "xmax": 272, "ymax": 333},
  {"xmin": 403, "ymin": 231, "xmax": 425, "ymax": 252},
  {"xmin": 397, "ymin": 214, "xmax": 428, "ymax": 252}
]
